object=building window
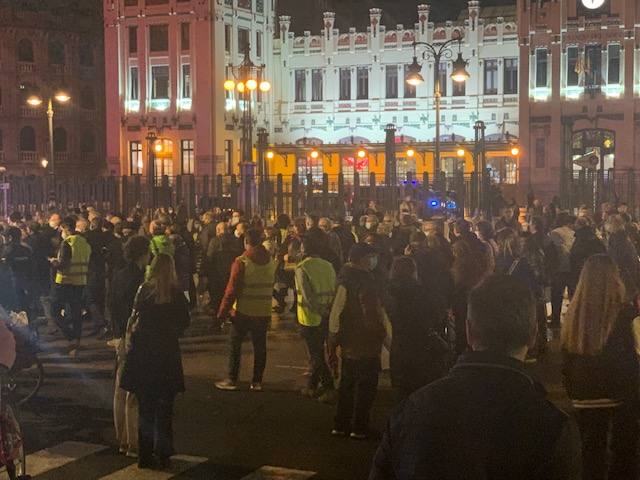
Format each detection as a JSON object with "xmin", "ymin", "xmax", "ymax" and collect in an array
[
  {"xmin": 294, "ymin": 70, "xmax": 306, "ymax": 102},
  {"xmin": 487, "ymin": 157, "xmax": 517, "ymax": 185},
  {"xmin": 484, "ymin": 59, "xmax": 498, "ymax": 95},
  {"xmin": 19, "ymin": 126, "xmax": 36, "ymax": 151},
  {"xmin": 129, "ymin": 66, "xmax": 139, "ymax": 100},
  {"xmin": 504, "ymin": 58, "xmax": 518, "ymax": 94},
  {"xmin": 256, "ymin": 32, "xmax": 263, "ymax": 58},
  {"xmin": 238, "ymin": 28, "xmax": 250, "ymax": 55},
  {"xmin": 298, "ymin": 155, "xmax": 323, "ymax": 186},
  {"xmin": 129, "ymin": 27, "xmax": 138, "ymax": 54},
  {"xmin": 48, "ymin": 41, "xmax": 65, "ymax": 64},
  {"xmin": 608, "ymin": 44, "xmax": 621, "ymax": 85},
  {"xmin": 312, "ymin": 69, "xmax": 323, "ymax": 102},
  {"xmin": 404, "ymin": 65, "xmax": 416, "ymax": 98},
  {"xmin": 438, "ymin": 62, "xmax": 448, "ymax": 96},
  {"xmin": 180, "ymin": 23, "xmax": 190, "ymax": 51},
  {"xmin": 80, "ymin": 86, "xmax": 95, "ymax": 110},
  {"xmin": 79, "ymin": 44, "xmax": 94, "ymax": 67},
  {"xmin": 151, "ymin": 65, "xmax": 170, "ymax": 99},
  {"xmin": 339, "ymin": 68, "xmax": 351, "ymax": 100},
  {"xmin": 224, "ymin": 25, "xmax": 231, "ymax": 55},
  {"xmin": 453, "ymin": 79, "xmax": 465, "ymax": 96},
  {"xmin": 535, "ymin": 49, "xmax": 549, "ymax": 88},
  {"xmin": 17, "ymin": 38, "xmax": 34, "ymax": 62},
  {"xmin": 53, "ymin": 128, "xmax": 67, "ymax": 152},
  {"xmin": 535, "ymin": 137, "xmax": 546, "ymax": 168},
  {"xmin": 584, "ymin": 45, "xmax": 602, "ymax": 87},
  {"xmin": 357, "ymin": 67, "xmax": 369, "ymax": 100},
  {"xmin": 130, "ymin": 142, "xmax": 143, "ymax": 174},
  {"xmin": 182, "ymin": 64, "xmax": 191, "ymax": 98},
  {"xmin": 181, "ymin": 139, "xmax": 194, "ymax": 174},
  {"xmin": 567, "ymin": 46, "xmax": 579, "ymax": 87},
  {"xmin": 155, "ymin": 157, "xmax": 173, "ymax": 180},
  {"xmin": 341, "ymin": 154, "xmax": 369, "ymax": 186},
  {"xmin": 385, "ymin": 65, "xmax": 398, "ymax": 99},
  {"xmin": 149, "ymin": 24, "xmax": 169, "ymax": 52},
  {"xmin": 225, "ymin": 139, "xmax": 233, "ymax": 174}
]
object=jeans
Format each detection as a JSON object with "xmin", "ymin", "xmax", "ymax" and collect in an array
[
  {"xmin": 228, "ymin": 314, "xmax": 269, "ymax": 383},
  {"xmin": 137, "ymin": 390, "xmax": 176, "ymax": 464},
  {"xmin": 300, "ymin": 323, "xmax": 333, "ymax": 391},
  {"xmin": 576, "ymin": 404, "xmax": 639, "ymax": 480},
  {"xmin": 52, "ymin": 284, "xmax": 85, "ymax": 341},
  {"xmin": 335, "ymin": 357, "xmax": 380, "ymax": 434}
]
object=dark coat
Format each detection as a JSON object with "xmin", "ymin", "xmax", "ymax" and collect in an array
[
  {"xmin": 384, "ymin": 278, "xmax": 448, "ymax": 393},
  {"xmin": 206, "ymin": 234, "xmax": 238, "ymax": 290},
  {"xmin": 562, "ymin": 304, "xmax": 639, "ymax": 404},
  {"xmin": 120, "ymin": 286, "xmax": 190, "ymax": 395},
  {"xmin": 370, "ymin": 352, "xmax": 581, "ymax": 480},
  {"xmin": 451, "ymin": 233, "xmax": 490, "ymax": 291},
  {"xmin": 607, "ymin": 231, "xmax": 640, "ymax": 300},
  {"xmin": 109, "ymin": 262, "xmax": 146, "ymax": 338},
  {"xmin": 569, "ymin": 227, "xmax": 606, "ymax": 292}
]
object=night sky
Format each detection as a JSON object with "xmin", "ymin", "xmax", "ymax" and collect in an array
[{"xmin": 278, "ymin": 0, "xmax": 517, "ymax": 33}]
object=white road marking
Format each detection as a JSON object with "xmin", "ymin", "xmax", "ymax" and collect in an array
[
  {"xmin": 240, "ymin": 465, "xmax": 316, "ymax": 480},
  {"xmin": 98, "ymin": 454, "xmax": 207, "ymax": 479},
  {"xmin": 26, "ymin": 441, "xmax": 108, "ymax": 476}
]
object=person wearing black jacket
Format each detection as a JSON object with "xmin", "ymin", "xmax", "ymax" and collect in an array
[
  {"xmin": 562, "ymin": 254, "xmax": 639, "ymax": 479},
  {"xmin": 568, "ymin": 217, "xmax": 605, "ymax": 295},
  {"xmin": 370, "ymin": 275, "xmax": 581, "ymax": 480},
  {"xmin": 385, "ymin": 256, "xmax": 448, "ymax": 403},
  {"xmin": 111, "ymin": 235, "xmax": 150, "ymax": 459}
]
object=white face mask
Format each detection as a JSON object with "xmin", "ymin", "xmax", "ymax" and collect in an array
[
  {"xmin": 234, "ymin": 229, "xmax": 242, "ymax": 238},
  {"xmin": 368, "ymin": 256, "xmax": 378, "ymax": 271},
  {"xmin": 365, "ymin": 222, "xmax": 373, "ymax": 230},
  {"xmin": 231, "ymin": 216, "xmax": 240, "ymax": 226},
  {"xmin": 61, "ymin": 230, "xmax": 70, "ymax": 240}
]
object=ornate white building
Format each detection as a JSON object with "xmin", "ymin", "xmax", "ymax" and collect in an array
[{"xmin": 270, "ymin": 1, "xmax": 520, "ymax": 176}]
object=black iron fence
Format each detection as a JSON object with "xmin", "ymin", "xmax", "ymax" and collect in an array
[
  {"xmin": 3, "ymin": 171, "xmax": 503, "ymax": 218},
  {"xmin": 563, "ymin": 169, "xmax": 640, "ymax": 213}
]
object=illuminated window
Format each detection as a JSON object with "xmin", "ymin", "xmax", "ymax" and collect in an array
[
  {"xmin": 298, "ymin": 155, "xmax": 324, "ymax": 186},
  {"xmin": 295, "ymin": 70, "xmax": 306, "ymax": 102},
  {"xmin": 484, "ymin": 59, "xmax": 498, "ymax": 95},
  {"xmin": 386, "ymin": 65, "xmax": 398, "ymax": 99},
  {"xmin": 535, "ymin": 49, "xmax": 549, "ymax": 88},
  {"xmin": 130, "ymin": 141, "xmax": 143, "ymax": 174},
  {"xmin": 181, "ymin": 139, "xmax": 194, "ymax": 174},
  {"xmin": 341, "ymin": 155, "xmax": 370, "ymax": 186},
  {"xmin": 151, "ymin": 65, "xmax": 169, "ymax": 99}
]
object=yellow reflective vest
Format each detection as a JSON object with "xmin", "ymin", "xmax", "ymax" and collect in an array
[
  {"xmin": 234, "ymin": 256, "xmax": 277, "ymax": 317},
  {"xmin": 55, "ymin": 234, "xmax": 91, "ymax": 286},
  {"xmin": 295, "ymin": 256, "xmax": 337, "ymax": 327}
]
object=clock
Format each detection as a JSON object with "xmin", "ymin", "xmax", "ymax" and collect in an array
[{"xmin": 581, "ymin": 0, "xmax": 606, "ymax": 9}]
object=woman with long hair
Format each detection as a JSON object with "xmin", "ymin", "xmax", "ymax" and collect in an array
[
  {"xmin": 562, "ymin": 254, "xmax": 639, "ymax": 479},
  {"xmin": 121, "ymin": 253, "xmax": 190, "ymax": 470}
]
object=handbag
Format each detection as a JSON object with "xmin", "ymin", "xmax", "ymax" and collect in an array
[{"xmin": 124, "ymin": 285, "xmax": 145, "ymax": 353}]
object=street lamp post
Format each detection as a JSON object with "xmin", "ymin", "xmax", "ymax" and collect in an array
[
  {"xmin": 25, "ymin": 88, "xmax": 71, "ymax": 202},
  {"xmin": 474, "ymin": 120, "xmax": 487, "ymax": 214},
  {"xmin": 224, "ymin": 43, "xmax": 271, "ymax": 213},
  {"xmin": 146, "ymin": 131, "xmax": 158, "ymax": 209},
  {"xmin": 405, "ymin": 38, "xmax": 470, "ymax": 185}
]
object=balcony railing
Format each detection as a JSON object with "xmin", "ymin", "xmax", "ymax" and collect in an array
[
  {"xmin": 20, "ymin": 107, "xmax": 40, "ymax": 118},
  {"xmin": 20, "ymin": 152, "xmax": 37, "ymax": 164},
  {"xmin": 17, "ymin": 62, "xmax": 35, "ymax": 73}
]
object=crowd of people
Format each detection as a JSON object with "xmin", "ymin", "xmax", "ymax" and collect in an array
[{"xmin": 0, "ymin": 196, "xmax": 639, "ymax": 477}]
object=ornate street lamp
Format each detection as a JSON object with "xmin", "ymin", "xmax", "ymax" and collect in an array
[{"xmin": 406, "ymin": 38, "xmax": 469, "ymax": 179}]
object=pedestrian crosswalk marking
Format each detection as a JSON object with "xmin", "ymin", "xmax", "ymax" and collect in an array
[
  {"xmin": 240, "ymin": 465, "xmax": 316, "ymax": 480},
  {"xmin": 27, "ymin": 441, "xmax": 108, "ymax": 476},
  {"xmin": 98, "ymin": 454, "xmax": 207, "ymax": 479}
]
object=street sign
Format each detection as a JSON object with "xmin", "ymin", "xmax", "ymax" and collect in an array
[{"xmin": 0, "ymin": 183, "xmax": 9, "ymax": 191}]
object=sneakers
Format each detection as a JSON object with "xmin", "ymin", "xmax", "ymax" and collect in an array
[
  {"xmin": 215, "ymin": 379, "xmax": 238, "ymax": 391},
  {"xmin": 250, "ymin": 383, "xmax": 263, "ymax": 392}
]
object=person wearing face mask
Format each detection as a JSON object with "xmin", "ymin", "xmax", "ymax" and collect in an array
[
  {"xmin": 50, "ymin": 216, "xmax": 92, "ymax": 357},
  {"xmin": 229, "ymin": 210, "xmax": 244, "ymax": 230},
  {"xmin": 328, "ymin": 243, "xmax": 391, "ymax": 439}
]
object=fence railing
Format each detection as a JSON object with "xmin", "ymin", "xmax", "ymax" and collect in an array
[{"xmin": 4, "ymin": 172, "xmax": 507, "ymax": 219}]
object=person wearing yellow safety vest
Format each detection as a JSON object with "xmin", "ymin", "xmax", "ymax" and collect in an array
[
  {"xmin": 295, "ymin": 234, "xmax": 337, "ymax": 402},
  {"xmin": 50, "ymin": 216, "xmax": 92, "ymax": 357},
  {"xmin": 215, "ymin": 228, "xmax": 277, "ymax": 392}
]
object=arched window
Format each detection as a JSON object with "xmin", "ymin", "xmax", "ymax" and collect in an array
[
  {"xmin": 81, "ymin": 129, "xmax": 95, "ymax": 153},
  {"xmin": 79, "ymin": 43, "xmax": 93, "ymax": 67},
  {"xmin": 48, "ymin": 40, "xmax": 65, "ymax": 64},
  {"xmin": 80, "ymin": 86, "xmax": 95, "ymax": 110},
  {"xmin": 17, "ymin": 39, "xmax": 34, "ymax": 62},
  {"xmin": 53, "ymin": 127, "xmax": 67, "ymax": 152},
  {"xmin": 19, "ymin": 126, "xmax": 36, "ymax": 151}
]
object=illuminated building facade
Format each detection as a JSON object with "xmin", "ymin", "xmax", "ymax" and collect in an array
[{"xmin": 518, "ymin": 0, "xmax": 640, "ymax": 201}]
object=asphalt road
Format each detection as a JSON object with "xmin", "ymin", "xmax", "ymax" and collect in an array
[{"xmin": 13, "ymin": 314, "xmax": 567, "ymax": 480}]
